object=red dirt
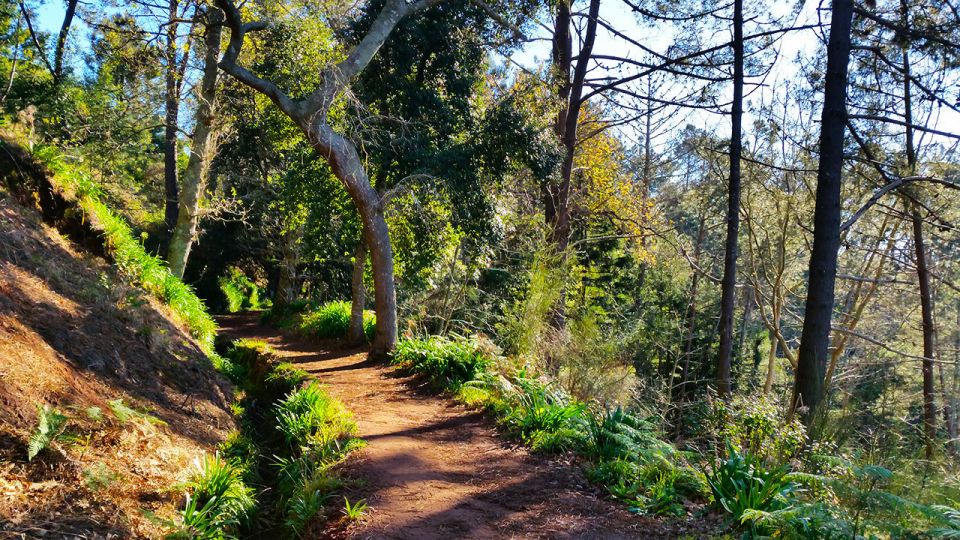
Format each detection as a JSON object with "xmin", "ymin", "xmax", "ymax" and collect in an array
[{"xmin": 219, "ymin": 314, "xmax": 713, "ymax": 539}]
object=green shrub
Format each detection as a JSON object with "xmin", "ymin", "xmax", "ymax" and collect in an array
[
  {"xmin": 264, "ymin": 363, "xmax": 310, "ymax": 400},
  {"xmin": 219, "ymin": 267, "xmax": 266, "ymax": 313},
  {"xmin": 586, "ymin": 407, "xmax": 670, "ymax": 462},
  {"xmin": 392, "ymin": 335, "xmax": 490, "ymax": 391},
  {"xmin": 173, "ymin": 454, "xmax": 255, "ymax": 539},
  {"xmin": 299, "ymin": 301, "xmax": 352, "ymax": 339},
  {"xmin": 363, "ymin": 311, "xmax": 376, "ymax": 342},
  {"xmin": 495, "ymin": 376, "xmax": 588, "ymax": 451},
  {"xmin": 219, "ymin": 431, "xmax": 260, "ymax": 483},
  {"xmin": 712, "ymin": 394, "xmax": 806, "ymax": 465}
]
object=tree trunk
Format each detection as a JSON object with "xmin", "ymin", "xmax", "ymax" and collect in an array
[
  {"xmin": 716, "ymin": 0, "xmax": 744, "ymax": 397},
  {"xmin": 792, "ymin": 0, "xmax": 854, "ymax": 426},
  {"xmin": 2, "ymin": 15, "xmax": 22, "ymax": 104},
  {"xmin": 764, "ymin": 312, "xmax": 780, "ymax": 393},
  {"xmin": 899, "ymin": 32, "xmax": 937, "ymax": 458},
  {"xmin": 163, "ymin": 0, "xmax": 181, "ymax": 234},
  {"xmin": 349, "ymin": 237, "xmax": 368, "ymax": 344},
  {"xmin": 950, "ymin": 301, "xmax": 960, "ymax": 456},
  {"xmin": 52, "ymin": 0, "xmax": 78, "ymax": 83},
  {"xmin": 168, "ymin": 6, "xmax": 222, "ymax": 278},
  {"xmin": 546, "ymin": 0, "xmax": 600, "ymax": 253},
  {"xmin": 275, "ymin": 223, "xmax": 304, "ymax": 310},
  {"xmin": 308, "ymin": 125, "xmax": 397, "ymax": 357},
  {"xmin": 678, "ymin": 214, "xmax": 708, "ymax": 396},
  {"xmin": 911, "ymin": 205, "xmax": 937, "ymax": 459}
]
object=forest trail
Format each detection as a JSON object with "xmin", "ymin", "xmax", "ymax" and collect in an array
[{"xmin": 218, "ymin": 313, "xmax": 679, "ymax": 539}]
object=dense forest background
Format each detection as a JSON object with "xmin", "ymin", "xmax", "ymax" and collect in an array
[{"xmin": 2, "ymin": 0, "xmax": 960, "ymax": 536}]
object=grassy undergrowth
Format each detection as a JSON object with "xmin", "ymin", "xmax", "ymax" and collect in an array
[
  {"xmin": 389, "ymin": 334, "xmax": 960, "ymax": 538},
  {"xmin": 169, "ymin": 339, "xmax": 363, "ymax": 538},
  {"xmin": 219, "ymin": 267, "xmax": 268, "ymax": 313},
  {"xmin": 21, "ymin": 140, "xmax": 218, "ymax": 353},
  {"xmin": 266, "ymin": 300, "xmax": 375, "ymax": 343},
  {"xmin": 389, "ymin": 334, "xmax": 707, "ymax": 516}
]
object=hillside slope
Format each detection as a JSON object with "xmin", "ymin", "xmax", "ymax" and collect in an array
[{"xmin": 0, "ymin": 152, "xmax": 235, "ymax": 537}]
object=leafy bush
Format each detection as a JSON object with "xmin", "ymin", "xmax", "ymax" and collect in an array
[
  {"xmin": 299, "ymin": 301, "xmax": 351, "ymax": 339},
  {"xmin": 499, "ymin": 377, "xmax": 587, "ymax": 450},
  {"xmin": 219, "ymin": 267, "xmax": 266, "ymax": 313},
  {"xmin": 711, "ymin": 394, "xmax": 806, "ymax": 465},
  {"xmin": 27, "ymin": 404, "xmax": 68, "ymax": 461},
  {"xmin": 173, "ymin": 454, "xmax": 255, "ymax": 539},
  {"xmin": 586, "ymin": 407, "xmax": 670, "ymax": 462},
  {"xmin": 584, "ymin": 411, "xmax": 706, "ymax": 518},
  {"xmin": 391, "ymin": 335, "xmax": 490, "ymax": 391},
  {"xmin": 287, "ymin": 300, "xmax": 376, "ymax": 342}
]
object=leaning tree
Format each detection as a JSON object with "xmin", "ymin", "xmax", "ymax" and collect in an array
[{"xmin": 214, "ymin": 0, "xmax": 447, "ymax": 356}]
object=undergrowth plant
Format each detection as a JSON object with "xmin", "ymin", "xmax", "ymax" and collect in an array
[
  {"xmin": 172, "ymin": 453, "xmax": 255, "ymax": 540},
  {"xmin": 27, "ymin": 404, "xmax": 69, "ymax": 461},
  {"xmin": 706, "ymin": 442, "xmax": 798, "ymax": 526},
  {"xmin": 392, "ymin": 335, "xmax": 489, "ymax": 391},
  {"xmin": 219, "ymin": 267, "xmax": 266, "ymax": 313},
  {"xmin": 205, "ymin": 340, "xmax": 363, "ymax": 538},
  {"xmin": 341, "ymin": 497, "xmax": 368, "ymax": 521},
  {"xmin": 268, "ymin": 301, "xmax": 376, "ymax": 342}
]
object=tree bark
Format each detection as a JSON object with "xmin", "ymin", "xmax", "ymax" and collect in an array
[
  {"xmin": 52, "ymin": 0, "xmax": 78, "ymax": 83},
  {"xmin": 274, "ymin": 222, "xmax": 304, "ymax": 310},
  {"xmin": 168, "ymin": 6, "xmax": 223, "ymax": 278},
  {"xmin": 911, "ymin": 204, "xmax": 937, "ymax": 459},
  {"xmin": 307, "ymin": 125, "xmax": 398, "ymax": 357},
  {"xmin": 547, "ymin": 0, "xmax": 601, "ymax": 252},
  {"xmin": 716, "ymin": 0, "xmax": 744, "ymax": 396},
  {"xmin": 163, "ymin": 0, "xmax": 181, "ymax": 234},
  {"xmin": 792, "ymin": 0, "xmax": 854, "ymax": 426},
  {"xmin": 900, "ymin": 27, "xmax": 937, "ymax": 458},
  {"xmin": 349, "ymin": 237, "xmax": 368, "ymax": 344}
]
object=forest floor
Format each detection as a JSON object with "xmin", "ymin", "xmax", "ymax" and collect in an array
[{"xmin": 219, "ymin": 313, "xmax": 711, "ymax": 540}]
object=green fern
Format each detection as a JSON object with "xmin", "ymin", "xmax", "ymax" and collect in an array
[
  {"xmin": 108, "ymin": 398, "xmax": 166, "ymax": 425},
  {"xmin": 930, "ymin": 505, "xmax": 960, "ymax": 538},
  {"xmin": 27, "ymin": 405, "xmax": 68, "ymax": 461}
]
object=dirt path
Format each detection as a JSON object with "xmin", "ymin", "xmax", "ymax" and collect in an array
[{"xmin": 218, "ymin": 314, "xmax": 684, "ymax": 539}]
